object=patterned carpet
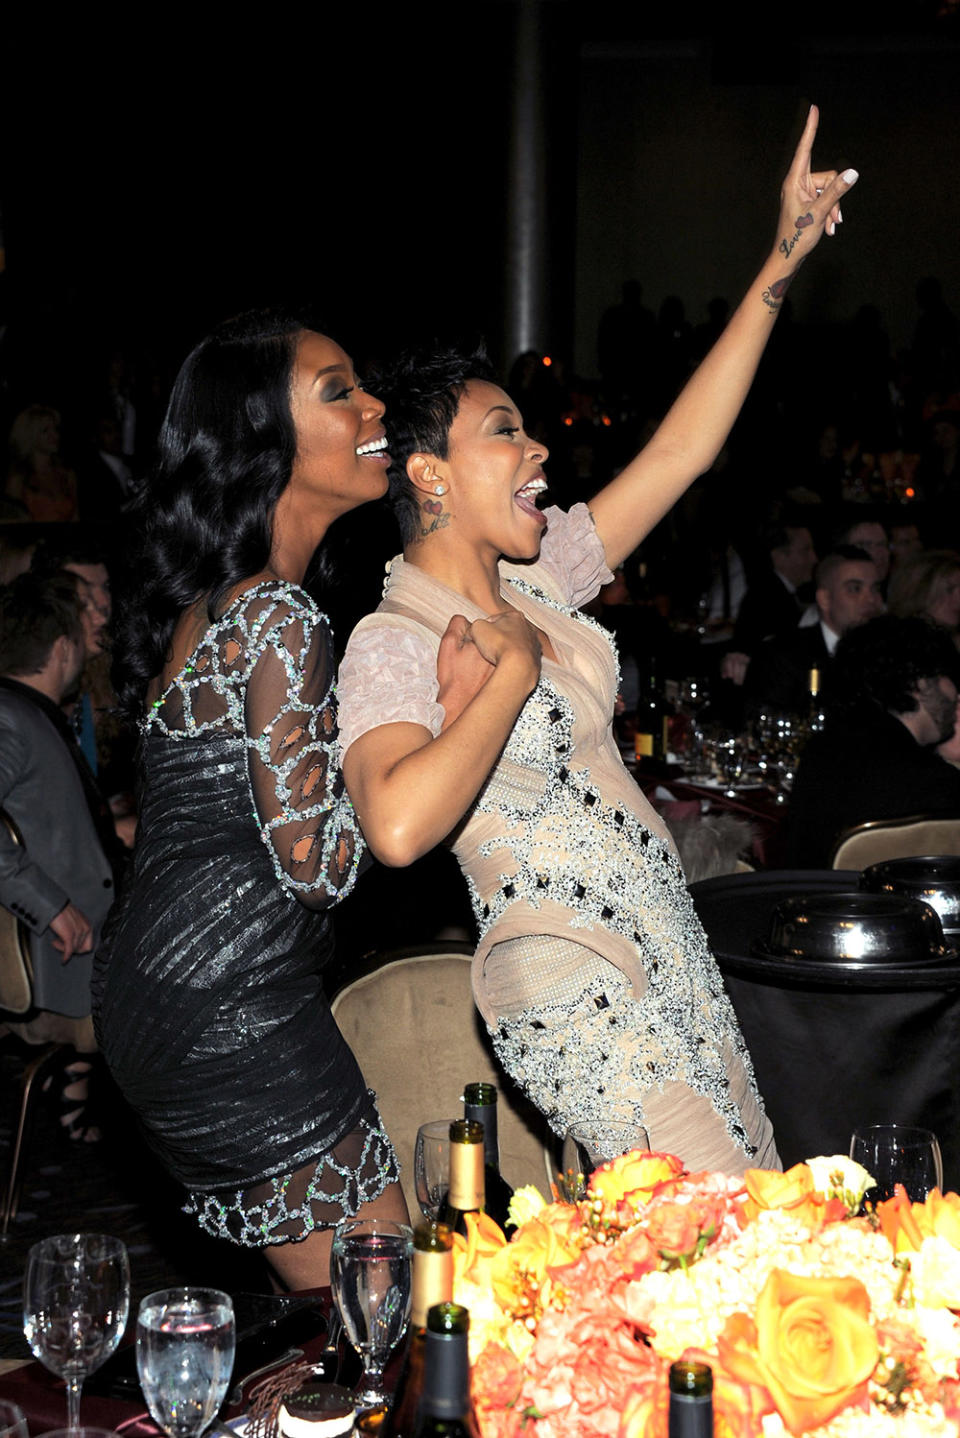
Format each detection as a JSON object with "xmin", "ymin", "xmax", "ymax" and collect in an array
[{"xmin": 0, "ymin": 1042, "xmax": 267, "ymax": 1362}]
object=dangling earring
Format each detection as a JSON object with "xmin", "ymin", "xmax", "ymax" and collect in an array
[{"xmin": 434, "ymin": 484, "xmax": 446, "ymax": 496}]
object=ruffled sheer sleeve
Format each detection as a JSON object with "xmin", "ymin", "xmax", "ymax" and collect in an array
[
  {"xmin": 242, "ymin": 590, "xmax": 363, "ymax": 909},
  {"xmin": 337, "ymin": 621, "xmax": 444, "ymax": 757},
  {"xmin": 535, "ymin": 502, "xmax": 614, "ymax": 607}
]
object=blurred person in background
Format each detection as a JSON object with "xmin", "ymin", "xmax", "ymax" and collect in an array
[
  {"xmin": 888, "ymin": 549, "xmax": 960, "ymax": 645},
  {"xmin": 5, "ymin": 404, "xmax": 78, "ymax": 523}
]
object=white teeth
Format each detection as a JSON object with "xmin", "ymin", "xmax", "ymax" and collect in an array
[
  {"xmin": 356, "ymin": 437, "xmax": 388, "ymax": 456},
  {"xmin": 516, "ymin": 477, "xmax": 547, "ymax": 498}
]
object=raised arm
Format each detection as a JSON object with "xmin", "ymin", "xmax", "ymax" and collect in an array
[
  {"xmin": 244, "ymin": 596, "xmax": 363, "ymax": 908},
  {"xmin": 589, "ymin": 105, "xmax": 858, "ymax": 571},
  {"xmin": 341, "ymin": 610, "xmax": 541, "ymax": 868}
]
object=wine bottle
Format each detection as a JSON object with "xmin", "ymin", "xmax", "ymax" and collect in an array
[
  {"xmin": 388, "ymin": 1223, "xmax": 454, "ymax": 1438},
  {"xmin": 412, "ymin": 1303, "xmax": 479, "ymax": 1438},
  {"xmin": 806, "ymin": 666, "xmax": 826, "ymax": 732},
  {"xmin": 668, "ymin": 1360, "xmax": 713, "ymax": 1438},
  {"xmin": 437, "ymin": 1120, "xmax": 484, "ymax": 1236},
  {"xmin": 635, "ymin": 663, "xmax": 669, "ymax": 763},
  {"xmin": 462, "ymin": 1083, "xmax": 513, "ymax": 1230}
]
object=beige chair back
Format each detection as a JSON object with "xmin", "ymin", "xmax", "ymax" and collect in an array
[
  {"xmin": 831, "ymin": 815, "xmax": 960, "ymax": 871},
  {"xmin": 331, "ymin": 950, "xmax": 556, "ymax": 1218},
  {"xmin": 0, "ymin": 810, "xmax": 33, "ymax": 1015}
]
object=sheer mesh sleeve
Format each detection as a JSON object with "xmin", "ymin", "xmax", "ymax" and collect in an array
[{"xmin": 242, "ymin": 592, "xmax": 363, "ymax": 909}]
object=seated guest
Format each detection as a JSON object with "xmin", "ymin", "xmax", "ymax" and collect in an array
[
  {"xmin": 723, "ymin": 519, "xmax": 817, "ymax": 685},
  {"xmin": 832, "ymin": 508, "xmax": 891, "ymax": 585},
  {"xmin": 0, "ymin": 573, "xmax": 121, "ymax": 1138},
  {"xmin": 888, "ymin": 549, "xmax": 960, "ymax": 646},
  {"xmin": 745, "ymin": 546, "xmax": 883, "ymax": 715},
  {"xmin": 787, "ymin": 615, "xmax": 960, "ymax": 866}
]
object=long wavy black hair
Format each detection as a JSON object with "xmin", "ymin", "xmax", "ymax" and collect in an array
[{"xmin": 114, "ymin": 308, "xmax": 314, "ymax": 721}]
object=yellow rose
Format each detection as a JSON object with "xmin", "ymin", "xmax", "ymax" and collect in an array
[
  {"xmin": 743, "ymin": 1163, "xmax": 843, "ymax": 1230},
  {"xmin": 919, "ymin": 1189, "xmax": 960, "ymax": 1249},
  {"xmin": 487, "ymin": 1214, "xmax": 579, "ymax": 1315},
  {"xmin": 589, "ymin": 1150, "xmax": 683, "ymax": 1210},
  {"xmin": 718, "ymin": 1270, "xmax": 879, "ymax": 1436},
  {"xmin": 452, "ymin": 1209, "xmax": 507, "ymax": 1288}
]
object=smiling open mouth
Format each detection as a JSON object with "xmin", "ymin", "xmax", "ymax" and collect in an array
[
  {"xmin": 515, "ymin": 475, "xmax": 548, "ymax": 521},
  {"xmin": 356, "ymin": 437, "xmax": 389, "ymax": 457}
]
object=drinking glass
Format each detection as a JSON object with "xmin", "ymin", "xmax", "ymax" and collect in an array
[
  {"xmin": 331, "ymin": 1218, "xmax": 412, "ymax": 1413},
  {"xmin": 559, "ymin": 1121, "xmax": 650, "ymax": 1201},
  {"xmin": 414, "ymin": 1120, "xmax": 454, "ymax": 1221},
  {"xmin": 23, "ymin": 1233, "xmax": 130, "ymax": 1432},
  {"xmin": 0, "ymin": 1402, "xmax": 28, "ymax": 1438},
  {"xmin": 850, "ymin": 1124, "xmax": 944, "ymax": 1203},
  {"xmin": 136, "ymin": 1288, "xmax": 235, "ymax": 1438}
]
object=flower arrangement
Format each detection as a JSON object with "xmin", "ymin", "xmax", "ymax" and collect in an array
[{"xmin": 450, "ymin": 1152, "xmax": 960, "ymax": 1437}]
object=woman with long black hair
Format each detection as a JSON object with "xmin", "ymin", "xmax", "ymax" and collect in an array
[{"xmin": 93, "ymin": 311, "xmax": 407, "ymax": 1287}]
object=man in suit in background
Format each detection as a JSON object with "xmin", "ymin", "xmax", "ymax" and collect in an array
[
  {"xmin": 0, "ymin": 573, "xmax": 120, "ymax": 1137},
  {"xmin": 745, "ymin": 545, "xmax": 884, "ymax": 715},
  {"xmin": 787, "ymin": 615, "xmax": 960, "ymax": 867}
]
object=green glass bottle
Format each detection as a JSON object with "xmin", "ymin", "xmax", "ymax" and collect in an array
[
  {"xmin": 668, "ymin": 1359, "xmax": 713, "ymax": 1438},
  {"xmin": 387, "ymin": 1222, "xmax": 454, "ymax": 1438},
  {"xmin": 437, "ymin": 1120, "xmax": 484, "ymax": 1237},
  {"xmin": 411, "ymin": 1303, "xmax": 479, "ymax": 1438},
  {"xmin": 462, "ymin": 1083, "xmax": 513, "ymax": 1230}
]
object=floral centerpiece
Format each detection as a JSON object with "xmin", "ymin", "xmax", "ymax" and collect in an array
[{"xmin": 450, "ymin": 1151, "xmax": 960, "ymax": 1437}]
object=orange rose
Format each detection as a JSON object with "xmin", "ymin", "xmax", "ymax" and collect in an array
[
  {"xmin": 645, "ymin": 1203, "xmax": 703, "ymax": 1261},
  {"xmin": 743, "ymin": 1163, "xmax": 843, "ymax": 1230},
  {"xmin": 590, "ymin": 1151, "xmax": 683, "ymax": 1211},
  {"xmin": 718, "ymin": 1270, "xmax": 879, "ymax": 1435}
]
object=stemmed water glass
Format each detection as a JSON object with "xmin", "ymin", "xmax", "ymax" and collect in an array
[
  {"xmin": 850, "ymin": 1124, "xmax": 944, "ymax": 1203},
  {"xmin": 331, "ymin": 1218, "xmax": 412, "ymax": 1415},
  {"xmin": 136, "ymin": 1287, "xmax": 235, "ymax": 1438},
  {"xmin": 414, "ymin": 1120, "xmax": 454, "ymax": 1221},
  {"xmin": 559, "ymin": 1121, "xmax": 650, "ymax": 1201},
  {"xmin": 23, "ymin": 1233, "xmax": 130, "ymax": 1433}
]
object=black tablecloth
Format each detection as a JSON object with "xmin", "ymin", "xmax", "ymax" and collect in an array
[{"xmin": 692, "ymin": 869, "xmax": 960, "ymax": 1186}]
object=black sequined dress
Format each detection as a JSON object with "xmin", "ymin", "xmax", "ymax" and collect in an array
[{"xmin": 92, "ymin": 582, "xmax": 398, "ymax": 1245}]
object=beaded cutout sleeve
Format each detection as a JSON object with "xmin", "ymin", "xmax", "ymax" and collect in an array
[{"xmin": 144, "ymin": 581, "xmax": 363, "ymax": 908}]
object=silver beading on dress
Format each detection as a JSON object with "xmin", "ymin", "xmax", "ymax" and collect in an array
[
  {"xmin": 468, "ymin": 576, "xmax": 760, "ymax": 1157},
  {"xmin": 144, "ymin": 580, "xmax": 363, "ymax": 904}
]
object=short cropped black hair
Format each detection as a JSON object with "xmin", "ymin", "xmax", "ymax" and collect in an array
[
  {"xmin": 0, "ymin": 572, "xmax": 83, "ymax": 676},
  {"xmin": 832, "ymin": 614, "xmax": 960, "ymax": 716},
  {"xmin": 370, "ymin": 343, "xmax": 498, "ymax": 545}
]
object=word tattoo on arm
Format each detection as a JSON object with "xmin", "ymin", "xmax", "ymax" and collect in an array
[
  {"xmin": 779, "ymin": 212, "xmax": 814, "ymax": 260},
  {"xmin": 761, "ymin": 276, "xmax": 792, "ymax": 313}
]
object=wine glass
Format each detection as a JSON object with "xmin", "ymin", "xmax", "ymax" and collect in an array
[
  {"xmin": 414, "ymin": 1120, "xmax": 454, "ymax": 1221},
  {"xmin": 0, "ymin": 1402, "xmax": 28, "ymax": 1438},
  {"xmin": 850, "ymin": 1124, "xmax": 944, "ymax": 1202},
  {"xmin": 559, "ymin": 1120, "xmax": 650, "ymax": 1201},
  {"xmin": 331, "ymin": 1218, "xmax": 412, "ymax": 1414},
  {"xmin": 23, "ymin": 1233, "xmax": 130, "ymax": 1432},
  {"xmin": 136, "ymin": 1288, "xmax": 235, "ymax": 1438}
]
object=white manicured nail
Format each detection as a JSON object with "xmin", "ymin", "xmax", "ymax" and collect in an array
[{"xmin": 842, "ymin": 168, "xmax": 859, "ymax": 184}]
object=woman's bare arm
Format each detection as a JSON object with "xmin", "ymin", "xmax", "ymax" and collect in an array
[{"xmin": 589, "ymin": 105, "xmax": 858, "ymax": 571}]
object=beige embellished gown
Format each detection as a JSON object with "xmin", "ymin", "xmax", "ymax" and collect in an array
[{"xmin": 338, "ymin": 507, "xmax": 777, "ymax": 1174}]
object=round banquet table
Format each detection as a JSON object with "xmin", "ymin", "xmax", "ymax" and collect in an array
[{"xmin": 691, "ymin": 868, "xmax": 960, "ymax": 1187}]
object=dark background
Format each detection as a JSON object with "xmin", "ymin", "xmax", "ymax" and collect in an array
[{"xmin": 6, "ymin": 2, "xmax": 960, "ymax": 403}]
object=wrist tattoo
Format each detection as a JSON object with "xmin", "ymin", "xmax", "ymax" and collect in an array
[
  {"xmin": 779, "ymin": 212, "xmax": 814, "ymax": 259},
  {"xmin": 761, "ymin": 276, "xmax": 792, "ymax": 313},
  {"xmin": 418, "ymin": 498, "xmax": 451, "ymax": 538}
]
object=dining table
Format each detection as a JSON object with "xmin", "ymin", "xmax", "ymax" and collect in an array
[{"xmin": 4, "ymin": 1289, "xmax": 370, "ymax": 1437}]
